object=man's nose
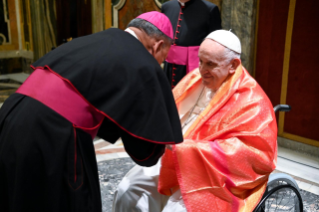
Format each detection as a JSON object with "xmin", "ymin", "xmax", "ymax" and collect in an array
[{"xmin": 199, "ymin": 63, "xmax": 208, "ymax": 73}]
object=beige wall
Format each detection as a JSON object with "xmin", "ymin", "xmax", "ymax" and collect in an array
[
  {"xmin": 92, "ymin": 0, "xmax": 105, "ymax": 33},
  {"xmin": 30, "ymin": 0, "xmax": 57, "ymax": 61},
  {"xmin": 221, "ymin": 0, "xmax": 257, "ymax": 74},
  {"xmin": 207, "ymin": 0, "xmax": 257, "ymax": 75}
]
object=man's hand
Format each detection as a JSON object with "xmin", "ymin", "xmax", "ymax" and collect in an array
[{"xmin": 166, "ymin": 144, "xmax": 173, "ymax": 150}]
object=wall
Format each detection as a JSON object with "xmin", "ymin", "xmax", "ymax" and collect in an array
[
  {"xmin": 118, "ymin": 0, "xmax": 160, "ymax": 30},
  {"xmin": 30, "ymin": 0, "xmax": 56, "ymax": 61},
  {"xmin": 221, "ymin": 0, "xmax": 257, "ymax": 74},
  {"xmin": 255, "ymin": 0, "xmax": 319, "ymax": 148},
  {"xmin": 0, "ymin": 0, "xmax": 35, "ymax": 73}
]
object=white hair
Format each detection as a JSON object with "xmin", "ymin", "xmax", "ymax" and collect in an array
[{"xmin": 224, "ymin": 47, "xmax": 241, "ymax": 64}]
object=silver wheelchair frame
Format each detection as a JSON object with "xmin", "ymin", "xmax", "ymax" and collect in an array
[{"xmin": 253, "ymin": 104, "xmax": 303, "ymax": 212}]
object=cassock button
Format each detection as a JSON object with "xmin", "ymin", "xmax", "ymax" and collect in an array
[
  {"xmin": 175, "ymin": 37, "xmax": 178, "ymax": 40},
  {"xmin": 177, "ymin": 25, "xmax": 181, "ymax": 27},
  {"xmin": 179, "ymin": 19, "xmax": 182, "ymax": 21}
]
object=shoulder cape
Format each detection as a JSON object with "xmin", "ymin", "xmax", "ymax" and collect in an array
[{"xmin": 32, "ymin": 28, "xmax": 183, "ymax": 145}]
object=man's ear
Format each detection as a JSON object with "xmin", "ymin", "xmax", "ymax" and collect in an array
[
  {"xmin": 229, "ymin": 58, "xmax": 241, "ymax": 74},
  {"xmin": 153, "ymin": 40, "xmax": 165, "ymax": 54}
]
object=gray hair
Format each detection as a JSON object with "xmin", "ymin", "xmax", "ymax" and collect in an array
[
  {"xmin": 127, "ymin": 18, "xmax": 172, "ymax": 46},
  {"xmin": 224, "ymin": 47, "xmax": 241, "ymax": 64}
]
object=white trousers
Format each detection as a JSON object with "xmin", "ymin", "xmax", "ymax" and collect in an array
[{"xmin": 112, "ymin": 160, "xmax": 187, "ymax": 212}]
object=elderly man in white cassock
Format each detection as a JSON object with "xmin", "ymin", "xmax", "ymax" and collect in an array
[{"xmin": 113, "ymin": 30, "xmax": 277, "ymax": 212}]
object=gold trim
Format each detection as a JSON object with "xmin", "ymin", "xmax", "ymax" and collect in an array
[
  {"xmin": 6, "ymin": 0, "xmax": 19, "ymax": 50},
  {"xmin": 26, "ymin": 0, "xmax": 33, "ymax": 51},
  {"xmin": 18, "ymin": 0, "xmax": 24, "ymax": 50},
  {"xmin": 279, "ymin": 132, "xmax": 319, "ymax": 147},
  {"xmin": 276, "ymin": 0, "xmax": 319, "ymax": 147},
  {"xmin": 19, "ymin": 0, "xmax": 33, "ymax": 51},
  {"xmin": 0, "ymin": 44, "xmax": 15, "ymax": 51},
  {"xmin": 2, "ymin": 0, "xmax": 12, "ymax": 44},
  {"xmin": 15, "ymin": 0, "xmax": 22, "ymax": 50},
  {"xmin": 253, "ymin": 0, "xmax": 260, "ymax": 78},
  {"xmin": 104, "ymin": 0, "xmax": 112, "ymax": 29},
  {"xmin": 278, "ymin": 0, "xmax": 296, "ymax": 134}
]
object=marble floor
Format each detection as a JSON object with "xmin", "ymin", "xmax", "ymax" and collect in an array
[
  {"xmin": 95, "ymin": 139, "xmax": 319, "ymax": 212},
  {"xmin": 95, "ymin": 138, "xmax": 128, "ymax": 162}
]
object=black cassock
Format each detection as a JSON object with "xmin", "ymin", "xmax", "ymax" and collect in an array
[
  {"xmin": 162, "ymin": 0, "xmax": 222, "ymax": 88},
  {"xmin": 0, "ymin": 28, "xmax": 183, "ymax": 211}
]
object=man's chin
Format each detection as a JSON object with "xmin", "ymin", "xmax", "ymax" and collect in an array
[
  {"xmin": 202, "ymin": 80, "xmax": 212, "ymax": 87},
  {"xmin": 202, "ymin": 81, "xmax": 218, "ymax": 91}
]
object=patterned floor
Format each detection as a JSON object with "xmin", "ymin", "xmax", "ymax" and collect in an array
[
  {"xmin": 95, "ymin": 139, "xmax": 319, "ymax": 212},
  {"xmin": 98, "ymin": 158, "xmax": 135, "ymax": 212},
  {"xmin": 95, "ymin": 138, "xmax": 128, "ymax": 162}
]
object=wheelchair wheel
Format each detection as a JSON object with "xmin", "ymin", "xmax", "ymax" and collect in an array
[
  {"xmin": 267, "ymin": 173, "xmax": 300, "ymax": 192},
  {"xmin": 254, "ymin": 184, "xmax": 303, "ymax": 212}
]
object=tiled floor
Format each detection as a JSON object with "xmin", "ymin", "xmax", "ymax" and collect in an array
[
  {"xmin": 98, "ymin": 158, "xmax": 135, "ymax": 212},
  {"xmin": 94, "ymin": 138, "xmax": 129, "ymax": 162},
  {"xmin": 276, "ymin": 146, "xmax": 319, "ymax": 196},
  {"xmin": 95, "ymin": 139, "xmax": 319, "ymax": 211}
]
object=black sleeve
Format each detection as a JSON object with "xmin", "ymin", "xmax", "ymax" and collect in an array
[
  {"xmin": 209, "ymin": 6, "xmax": 222, "ymax": 32},
  {"xmin": 119, "ymin": 129, "xmax": 165, "ymax": 167},
  {"xmin": 97, "ymin": 118, "xmax": 121, "ymax": 144}
]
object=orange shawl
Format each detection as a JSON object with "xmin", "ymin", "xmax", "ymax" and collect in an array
[{"xmin": 158, "ymin": 66, "xmax": 277, "ymax": 212}]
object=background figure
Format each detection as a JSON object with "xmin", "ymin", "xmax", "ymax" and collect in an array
[{"xmin": 162, "ymin": 0, "xmax": 222, "ymax": 89}]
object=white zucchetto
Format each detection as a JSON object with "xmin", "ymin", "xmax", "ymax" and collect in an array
[{"xmin": 206, "ymin": 30, "xmax": 241, "ymax": 54}]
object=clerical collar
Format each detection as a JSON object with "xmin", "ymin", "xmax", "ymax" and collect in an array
[
  {"xmin": 178, "ymin": 0, "xmax": 185, "ymax": 6},
  {"xmin": 125, "ymin": 28, "xmax": 138, "ymax": 40},
  {"xmin": 178, "ymin": 0, "xmax": 193, "ymax": 6}
]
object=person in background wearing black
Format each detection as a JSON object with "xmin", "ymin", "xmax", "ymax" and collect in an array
[{"xmin": 162, "ymin": 0, "xmax": 222, "ymax": 89}]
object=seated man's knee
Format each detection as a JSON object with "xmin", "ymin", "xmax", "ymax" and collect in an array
[{"xmin": 113, "ymin": 165, "xmax": 162, "ymax": 212}]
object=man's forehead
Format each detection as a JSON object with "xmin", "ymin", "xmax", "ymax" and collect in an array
[{"xmin": 199, "ymin": 39, "xmax": 225, "ymax": 56}]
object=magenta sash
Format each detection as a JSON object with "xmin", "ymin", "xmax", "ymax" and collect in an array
[
  {"xmin": 165, "ymin": 45, "xmax": 200, "ymax": 73},
  {"xmin": 16, "ymin": 68, "xmax": 104, "ymax": 139}
]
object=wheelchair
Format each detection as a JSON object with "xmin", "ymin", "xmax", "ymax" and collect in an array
[{"xmin": 253, "ymin": 104, "xmax": 303, "ymax": 212}]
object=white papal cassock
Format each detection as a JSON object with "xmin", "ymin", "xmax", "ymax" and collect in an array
[{"xmin": 112, "ymin": 85, "xmax": 213, "ymax": 212}]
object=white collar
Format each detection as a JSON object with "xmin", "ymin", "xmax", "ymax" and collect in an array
[
  {"xmin": 178, "ymin": 0, "xmax": 185, "ymax": 6},
  {"xmin": 125, "ymin": 28, "xmax": 138, "ymax": 40}
]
